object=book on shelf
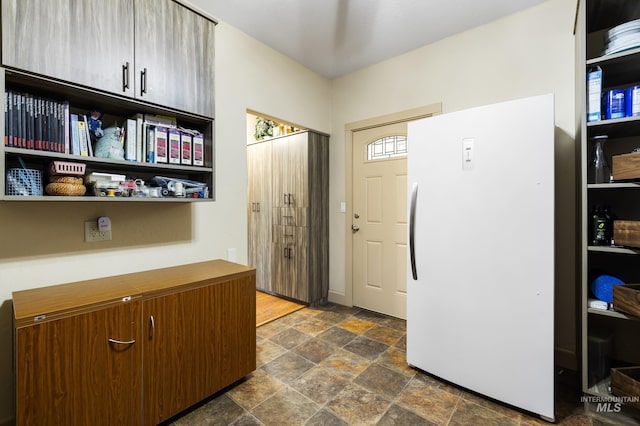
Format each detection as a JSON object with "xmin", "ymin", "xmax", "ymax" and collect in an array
[
  {"xmin": 125, "ymin": 117, "xmax": 137, "ymax": 161},
  {"xmin": 168, "ymin": 128, "xmax": 181, "ymax": 164},
  {"xmin": 143, "ymin": 113, "xmax": 177, "ymax": 129},
  {"xmin": 193, "ymin": 132, "xmax": 204, "ymax": 166},
  {"xmin": 146, "ymin": 125, "xmax": 155, "ymax": 163},
  {"xmin": 180, "ymin": 131, "xmax": 192, "ymax": 165},
  {"xmin": 154, "ymin": 126, "xmax": 168, "ymax": 163},
  {"xmin": 70, "ymin": 114, "xmax": 80, "ymax": 155},
  {"xmin": 77, "ymin": 119, "xmax": 89, "ymax": 156}
]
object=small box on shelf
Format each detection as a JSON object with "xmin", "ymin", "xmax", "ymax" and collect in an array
[
  {"xmin": 613, "ymin": 284, "xmax": 640, "ymax": 317},
  {"xmin": 613, "ymin": 220, "xmax": 640, "ymax": 248},
  {"xmin": 611, "ymin": 367, "xmax": 640, "ymax": 409},
  {"xmin": 612, "ymin": 151, "xmax": 640, "ymax": 181}
]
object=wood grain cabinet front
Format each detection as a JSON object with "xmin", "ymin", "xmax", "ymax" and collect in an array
[
  {"xmin": 15, "ymin": 299, "xmax": 143, "ymax": 426},
  {"xmin": 13, "ymin": 260, "xmax": 256, "ymax": 426},
  {"xmin": 142, "ymin": 274, "xmax": 256, "ymax": 426},
  {"xmin": 1, "ymin": 0, "xmax": 215, "ymax": 117}
]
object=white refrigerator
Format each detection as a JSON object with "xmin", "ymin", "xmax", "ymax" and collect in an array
[{"xmin": 406, "ymin": 94, "xmax": 555, "ymax": 421}]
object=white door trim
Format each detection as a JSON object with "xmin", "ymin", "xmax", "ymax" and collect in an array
[{"xmin": 332, "ymin": 103, "xmax": 442, "ymax": 308}]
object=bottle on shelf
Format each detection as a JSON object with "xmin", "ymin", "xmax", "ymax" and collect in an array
[
  {"xmin": 592, "ymin": 135, "xmax": 611, "ymax": 184},
  {"xmin": 592, "ymin": 204, "xmax": 613, "ymax": 245},
  {"xmin": 587, "ymin": 66, "xmax": 603, "ymax": 123}
]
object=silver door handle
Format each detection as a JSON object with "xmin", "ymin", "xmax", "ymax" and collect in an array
[
  {"xmin": 351, "ymin": 225, "xmax": 360, "ymax": 233},
  {"xmin": 409, "ymin": 182, "xmax": 418, "ymax": 280},
  {"xmin": 149, "ymin": 315, "xmax": 155, "ymax": 340},
  {"xmin": 108, "ymin": 338, "xmax": 136, "ymax": 345}
]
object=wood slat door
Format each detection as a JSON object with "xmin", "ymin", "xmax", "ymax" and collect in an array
[
  {"xmin": 15, "ymin": 300, "xmax": 142, "ymax": 426},
  {"xmin": 1, "ymin": 0, "xmax": 134, "ymax": 97},
  {"xmin": 135, "ymin": 0, "xmax": 215, "ymax": 117},
  {"xmin": 248, "ymin": 141, "xmax": 272, "ymax": 291}
]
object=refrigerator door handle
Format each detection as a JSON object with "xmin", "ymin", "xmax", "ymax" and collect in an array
[{"xmin": 409, "ymin": 182, "xmax": 418, "ymax": 280}]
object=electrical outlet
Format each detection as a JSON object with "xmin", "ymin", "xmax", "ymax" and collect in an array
[{"xmin": 85, "ymin": 221, "xmax": 112, "ymax": 242}]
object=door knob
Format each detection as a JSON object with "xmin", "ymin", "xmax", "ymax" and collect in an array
[{"xmin": 352, "ymin": 225, "xmax": 360, "ymax": 233}]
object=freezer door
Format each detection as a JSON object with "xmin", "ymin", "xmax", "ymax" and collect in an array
[{"xmin": 407, "ymin": 94, "xmax": 555, "ymax": 420}]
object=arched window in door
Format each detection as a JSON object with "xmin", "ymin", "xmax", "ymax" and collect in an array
[{"xmin": 367, "ymin": 135, "xmax": 407, "ymax": 160}]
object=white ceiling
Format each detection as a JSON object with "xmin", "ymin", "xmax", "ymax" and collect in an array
[{"xmin": 190, "ymin": 0, "xmax": 548, "ymax": 79}]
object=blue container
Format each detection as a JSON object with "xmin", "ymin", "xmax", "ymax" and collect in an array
[
  {"xmin": 626, "ymin": 85, "xmax": 640, "ymax": 116},
  {"xmin": 605, "ymin": 89, "xmax": 626, "ymax": 119}
]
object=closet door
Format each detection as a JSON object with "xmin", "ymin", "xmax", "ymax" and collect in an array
[
  {"xmin": 135, "ymin": 0, "xmax": 215, "ymax": 116},
  {"xmin": 247, "ymin": 141, "xmax": 272, "ymax": 292},
  {"xmin": 1, "ymin": 0, "xmax": 134, "ymax": 96}
]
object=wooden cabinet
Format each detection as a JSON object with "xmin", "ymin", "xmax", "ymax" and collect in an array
[
  {"xmin": 0, "ymin": 0, "xmax": 216, "ymax": 201},
  {"xmin": 135, "ymin": 0, "xmax": 215, "ymax": 117},
  {"xmin": 13, "ymin": 260, "xmax": 256, "ymax": 426},
  {"xmin": 15, "ymin": 299, "xmax": 142, "ymax": 426},
  {"xmin": 576, "ymin": 0, "xmax": 640, "ymax": 417},
  {"xmin": 1, "ymin": 0, "xmax": 135, "ymax": 98},
  {"xmin": 247, "ymin": 141, "xmax": 272, "ymax": 292},
  {"xmin": 248, "ymin": 131, "xmax": 329, "ymax": 305},
  {"xmin": 1, "ymin": 0, "xmax": 215, "ymax": 117},
  {"xmin": 142, "ymin": 273, "xmax": 255, "ymax": 426}
]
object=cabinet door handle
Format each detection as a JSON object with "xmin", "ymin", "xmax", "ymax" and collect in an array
[
  {"xmin": 122, "ymin": 62, "xmax": 130, "ymax": 91},
  {"xmin": 288, "ymin": 247, "xmax": 293, "ymax": 259},
  {"xmin": 256, "ymin": 202, "xmax": 260, "ymax": 212},
  {"xmin": 288, "ymin": 194, "xmax": 293, "ymax": 205},
  {"xmin": 284, "ymin": 247, "xmax": 288, "ymax": 258},
  {"xmin": 284, "ymin": 193, "xmax": 288, "ymax": 205},
  {"xmin": 108, "ymin": 338, "xmax": 136, "ymax": 345},
  {"xmin": 140, "ymin": 68, "xmax": 147, "ymax": 96},
  {"xmin": 149, "ymin": 315, "xmax": 155, "ymax": 340}
]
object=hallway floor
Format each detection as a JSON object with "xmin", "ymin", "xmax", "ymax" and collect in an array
[{"xmin": 167, "ymin": 302, "xmax": 626, "ymax": 425}]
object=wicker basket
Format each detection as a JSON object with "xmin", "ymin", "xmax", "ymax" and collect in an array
[
  {"xmin": 6, "ymin": 168, "xmax": 43, "ymax": 196},
  {"xmin": 49, "ymin": 161, "xmax": 86, "ymax": 176}
]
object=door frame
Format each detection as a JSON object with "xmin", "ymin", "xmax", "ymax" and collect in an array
[{"xmin": 338, "ymin": 103, "xmax": 442, "ymax": 309}]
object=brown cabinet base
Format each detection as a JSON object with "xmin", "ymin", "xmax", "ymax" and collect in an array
[{"xmin": 13, "ymin": 260, "xmax": 256, "ymax": 426}]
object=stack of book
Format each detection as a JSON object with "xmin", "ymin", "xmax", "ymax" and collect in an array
[
  {"xmin": 4, "ymin": 89, "xmax": 207, "ymax": 167},
  {"xmin": 124, "ymin": 114, "xmax": 204, "ymax": 166},
  {"xmin": 604, "ymin": 18, "xmax": 640, "ymax": 56},
  {"xmin": 4, "ymin": 90, "xmax": 70, "ymax": 153}
]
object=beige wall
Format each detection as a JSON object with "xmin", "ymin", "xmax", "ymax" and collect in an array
[
  {"xmin": 328, "ymin": 0, "xmax": 578, "ymax": 368},
  {"xmin": 0, "ymin": 0, "xmax": 578, "ymax": 422}
]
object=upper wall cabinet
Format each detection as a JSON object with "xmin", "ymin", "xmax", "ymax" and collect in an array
[
  {"xmin": 1, "ymin": 0, "xmax": 215, "ymax": 118},
  {"xmin": 135, "ymin": 0, "xmax": 215, "ymax": 118},
  {"xmin": 1, "ymin": 0, "xmax": 135, "ymax": 97}
]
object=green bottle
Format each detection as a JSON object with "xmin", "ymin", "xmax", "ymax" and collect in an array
[{"xmin": 592, "ymin": 205, "xmax": 610, "ymax": 245}]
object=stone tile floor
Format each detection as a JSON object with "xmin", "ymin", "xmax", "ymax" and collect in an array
[{"xmin": 167, "ymin": 303, "xmax": 635, "ymax": 425}]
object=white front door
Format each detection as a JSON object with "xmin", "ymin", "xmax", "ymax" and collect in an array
[{"xmin": 352, "ymin": 122, "xmax": 408, "ymax": 319}]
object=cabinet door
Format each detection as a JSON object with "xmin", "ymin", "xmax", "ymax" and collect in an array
[
  {"xmin": 135, "ymin": 0, "xmax": 215, "ymax": 117},
  {"xmin": 272, "ymin": 236, "xmax": 308, "ymax": 302},
  {"xmin": 15, "ymin": 300, "xmax": 142, "ymax": 426},
  {"xmin": 2, "ymin": 0, "xmax": 135, "ymax": 97},
  {"xmin": 143, "ymin": 276, "xmax": 256, "ymax": 426},
  {"xmin": 287, "ymin": 132, "xmax": 309, "ymax": 209},
  {"xmin": 248, "ymin": 141, "xmax": 272, "ymax": 291},
  {"xmin": 272, "ymin": 133, "xmax": 309, "ymax": 209},
  {"xmin": 272, "ymin": 136, "xmax": 290, "ymax": 209}
]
